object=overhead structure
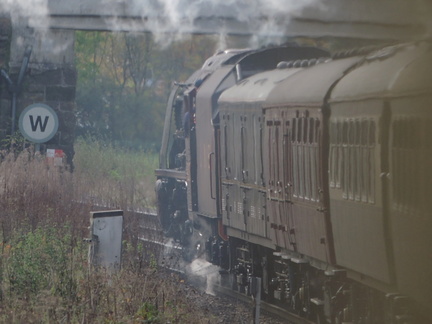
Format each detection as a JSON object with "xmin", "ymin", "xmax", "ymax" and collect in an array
[{"xmin": 40, "ymin": 0, "xmax": 432, "ymax": 40}]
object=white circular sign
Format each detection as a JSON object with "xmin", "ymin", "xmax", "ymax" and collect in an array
[{"xmin": 19, "ymin": 103, "xmax": 59, "ymax": 143}]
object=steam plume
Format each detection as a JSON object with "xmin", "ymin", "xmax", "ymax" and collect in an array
[
  {"xmin": 1, "ymin": 0, "xmax": 319, "ymax": 50},
  {"xmin": 123, "ymin": 0, "xmax": 319, "ymax": 46},
  {"xmin": 0, "ymin": 0, "xmax": 49, "ymax": 30}
]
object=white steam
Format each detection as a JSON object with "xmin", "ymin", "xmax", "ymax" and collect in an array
[
  {"xmin": 185, "ymin": 258, "xmax": 221, "ymax": 296},
  {"xmin": 126, "ymin": 0, "xmax": 316, "ymax": 24},
  {"xmin": 2, "ymin": 0, "xmax": 432, "ymax": 49},
  {"xmin": 0, "ymin": 0, "xmax": 50, "ymax": 30},
  {"xmin": 1, "ymin": 0, "xmax": 319, "ymax": 50},
  {"xmin": 0, "ymin": 0, "xmax": 319, "ymax": 48},
  {"xmin": 123, "ymin": 0, "xmax": 319, "ymax": 46}
]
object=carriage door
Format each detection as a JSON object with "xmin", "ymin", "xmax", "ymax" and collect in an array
[{"xmin": 264, "ymin": 107, "xmax": 294, "ymax": 250}]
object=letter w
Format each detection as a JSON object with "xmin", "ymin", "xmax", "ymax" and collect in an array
[{"xmin": 30, "ymin": 115, "xmax": 49, "ymax": 132}]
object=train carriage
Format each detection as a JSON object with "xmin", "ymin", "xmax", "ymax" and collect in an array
[
  {"xmin": 156, "ymin": 40, "xmax": 432, "ymax": 323},
  {"xmin": 263, "ymin": 55, "xmax": 364, "ymax": 265},
  {"xmin": 388, "ymin": 43, "xmax": 432, "ymax": 319},
  {"xmin": 219, "ymin": 68, "xmax": 301, "ymax": 247},
  {"xmin": 327, "ymin": 41, "xmax": 432, "ymax": 321}
]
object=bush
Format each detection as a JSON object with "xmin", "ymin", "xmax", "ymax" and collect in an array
[
  {"xmin": 5, "ymin": 226, "xmax": 79, "ymax": 299},
  {"xmin": 0, "ymin": 144, "xmax": 217, "ymax": 323}
]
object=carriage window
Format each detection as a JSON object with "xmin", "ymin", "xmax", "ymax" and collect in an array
[
  {"xmin": 299, "ymin": 117, "xmax": 305, "ymax": 198},
  {"xmin": 303, "ymin": 117, "xmax": 308, "ymax": 143},
  {"xmin": 252, "ymin": 114, "xmax": 259, "ymax": 185},
  {"xmin": 297, "ymin": 117, "xmax": 302, "ymax": 143},
  {"xmin": 329, "ymin": 121, "xmax": 338, "ymax": 188},
  {"xmin": 309, "ymin": 118, "xmax": 315, "ymax": 144},
  {"xmin": 361, "ymin": 120, "xmax": 368, "ymax": 145},
  {"xmin": 291, "ymin": 113, "xmax": 320, "ymax": 202},
  {"xmin": 329, "ymin": 118, "xmax": 376, "ymax": 204},
  {"xmin": 275, "ymin": 125, "xmax": 280, "ymax": 187},
  {"xmin": 224, "ymin": 122, "xmax": 229, "ymax": 178},
  {"xmin": 354, "ymin": 120, "xmax": 361, "ymax": 201},
  {"xmin": 241, "ymin": 126, "xmax": 246, "ymax": 181},
  {"xmin": 310, "ymin": 118, "xmax": 319, "ymax": 201},
  {"xmin": 392, "ymin": 116, "xmax": 431, "ymax": 214},
  {"xmin": 369, "ymin": 122, "xmax": 376, "ymax": 146}
]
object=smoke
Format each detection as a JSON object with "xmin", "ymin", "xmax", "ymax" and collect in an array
[
  {"xmin": 126, "ymin": 0, "xmax": 316, "ymax": 26},
  {"xmin": 1, "ymin": 0, "xmax": 319, "ymax": 52},
  {"xmin": 2, "ymin": 0, "xmax": 432, "ymax": 50},
  {"xmin": 185, "ymin": 258, "xmax": 220, "ymax": 296},
  {"xmin": 0, "ymin": 0, "xmax": 50, "ymax": 30},
  {"xmin": 123, "ymin": 0, "xmax": 319, "ymax": 47},
  {"xmin": 0, "ymin": 0, "xmax": 63, "ymax": 62}
]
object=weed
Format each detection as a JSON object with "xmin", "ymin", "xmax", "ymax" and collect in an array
[
  {"xmin": 135, "ymin": 302, "xmax": 160, "ymax": 322},
  {"xmin": 0, "ymin": 143, "xmax": 218, "ymax": 323},
  {"xmin": 5, "ymin": 226, "xmax": 76, "ymax": 299},
  {"xmin": 73, "ymin": 137, "xmax": 158, "ymax": 210}
]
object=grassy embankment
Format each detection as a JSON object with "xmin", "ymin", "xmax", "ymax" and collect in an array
[{"xmin": 0, "ymin": 139, "xmax": 212, "ymax": 323}]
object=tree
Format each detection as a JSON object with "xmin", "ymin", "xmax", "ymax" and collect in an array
[{"xmin": 75, "ymin": 31, "xmax": 217, "ymax": 150}]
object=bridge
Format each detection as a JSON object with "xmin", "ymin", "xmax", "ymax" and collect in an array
[
  {"xmin": 0, "ymin": 0, "xmax": 431, "ymax": 164},
  {"xmin": 5, "ymin": 0, "xmax": 432, "ymax": 65},
  {"xmin": 44, "ymin": 0, "xmax": 431, "ymax": 39}
]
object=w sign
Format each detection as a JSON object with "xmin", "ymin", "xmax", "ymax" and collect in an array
[{"xmin": 19, "ymin": 104, "xmax": 59, "ymax": 143}]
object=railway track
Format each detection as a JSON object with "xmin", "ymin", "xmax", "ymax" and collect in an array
[
  {"xmin": 213, "ymin": 283, "xmax": 315, "ymax": 324},
  {"xmin": 135, "ymin": 210, "xmax": 316, "ymax": 324}
]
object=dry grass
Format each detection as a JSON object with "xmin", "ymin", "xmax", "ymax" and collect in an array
[
  {"xmin": 72, "ymin": 138, "xmax": 158, "ymax": 211},
  {"xmin": 0, "ymin": 142, "xmax": 214, "ymax": 323}
]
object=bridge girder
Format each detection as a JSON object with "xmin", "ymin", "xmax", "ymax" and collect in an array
[
  {"xmin": 46, "ymin": 14, "xmax": 426, "ymax": 42},
  {"xmin": 38, "ymin": 0, "xmax": 432, "ymax": 41}
]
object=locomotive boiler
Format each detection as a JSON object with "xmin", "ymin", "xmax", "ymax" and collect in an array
[{"xmin": 155, "ymin": 40, "xmax": 432, "ymax": 323}]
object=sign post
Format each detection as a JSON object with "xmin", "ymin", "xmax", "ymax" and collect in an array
[{"xmin": 18, "ymin": 103, "xmax": 59, "ymax": 144}]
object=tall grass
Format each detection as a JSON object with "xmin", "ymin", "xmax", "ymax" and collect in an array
[
  {"xmin": 0, "ymin": 141, "xmax": 214, "ymax": 323},
  {"xmin": 73, "ymin": 137, "xmax": 158, "ymax": 211}
]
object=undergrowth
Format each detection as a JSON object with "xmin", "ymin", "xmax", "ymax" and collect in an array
[
  {"xmin": 73, "ymin": 137, "xmax": 159, "ymax": 210},
  {"xmin": 0, "ymin": 141, "xmax": 211, "ymax": 323}
]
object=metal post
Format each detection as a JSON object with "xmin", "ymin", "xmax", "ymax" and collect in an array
[
  {"xmin": 252, "ymin": 277, "xmax": 261, "ymax": 324},
  {"xmin": 88, "ymin": 210, "xmax": 123, "ymax": 272}
]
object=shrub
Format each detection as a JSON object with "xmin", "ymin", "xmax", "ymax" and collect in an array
[
  {"xmin": 4, "ymin": 226, "xmax": 80, "ymax": 300},
  {"xmin": 0, "ymin": 144, "xmax": 217, "ymax": 323}
]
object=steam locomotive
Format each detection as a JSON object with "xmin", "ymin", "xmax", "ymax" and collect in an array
[{"xmin": 155, "ymin": 40, "xmax": 432, "ymax": 323}]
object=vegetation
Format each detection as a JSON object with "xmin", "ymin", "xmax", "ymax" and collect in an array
[
  {"xmin": 73, "ymin": 137, "xmax": 158, "ymax": 210},
  {"xmin": 0, "ymin": 31, "xmax": 272, "ymax": 324},
  {"xmin": 75, "ymin": 32, "xmax": 218, "ymax": 150},
  {"xmin": 0, "ymin": 33, "xmax": 231, "ymax": 323},
  {"xmin": 0, "ymin": 141, "xmax": 213, "ymax": 323}
]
